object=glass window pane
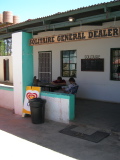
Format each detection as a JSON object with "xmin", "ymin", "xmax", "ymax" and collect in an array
[
  {"xmin": 63, "ymin": 64, "xmax": 69, "ymax": 70},
  {"xmin": 0, "ymin": 40, "xmax": 5, "ymax": 56},
  {"xmin": 114, "ymin": 50, "xmax": 119, "ymax": 57},
  {"xmin": 63, "ymin": 58, "xmax": 69, "ymax": 63},
  {"xmin": 63, "ymin": 51, "xmax": 69, "ymax": 57},
  {"xmin": 4, "ymin": 40, "xmax": 7, "ymax": 55},
  {"xmin": 112, "ymin": 73, "xmax": 118, "ymax": 80},
  {"xmin": 118, "ymin": 59, "xmax": 120, "ymax": 64},
  {"xmin": 70, "ymin": 71, "xmax": 76, "ymax": 77},
  {"xmin": 0, "ymin": 38, "xmax": 12, "ymax": 56},
  {"xmin": 8, "ymin": 39, "xmax": 12, "ymax": 55},
  {"xmin": 113, "ymin": 65, "xmax": 118, "ymax": 73},
  {"xmin": 70, "ymin": 64, "xmax": 76, "ymax": 70},
  {"xmin": 70, "ymin": 57, "xmax": 76, "ymax": 63},
  {"xmin": 63, "ymin": 71, "xmax": 69, "ymax": 77},
  {"xmin": 70, "ymin": 50, "xmax": 76, "ymax": 57},
  {"xmin": 111, "ymin": 48, "xmax": 120, "ymax": 81},
  {"xmin": 113, "ymin": 57, "xmax": 120, "ymax": 65},
  {"xmin": 112, "ymin": 73, "xmax": 120, "ymax": 80},
  {"xmin": 117, "ymin": 66, "xmax": 120, "ymax": 73}
]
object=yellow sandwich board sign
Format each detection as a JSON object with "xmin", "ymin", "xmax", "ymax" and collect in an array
[{"xmin": 22, "ymin": 86, "xmax": 41, "ymax": 116}]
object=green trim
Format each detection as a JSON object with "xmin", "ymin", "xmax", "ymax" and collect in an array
[
  {"xmin": 41, "ymin": 91, "xmax": 71, "ymax": 99},
  {"xmin": 0, "ymin": 86, "xmax": 14, "ymax": 91},
  {"xmin": 24, "ymin": 11, "xmax": 120, "ymax": 33},
  {"xmin": 0, "ymin": 33, "xmax": 11, "ymax": 40},
  {"xmin": 22, "ymin": 32, "xmax": 33, "ymax": 102},
  {"xmin": 69, "ymin": 94, "xmax": 75, "ymax": 120}
]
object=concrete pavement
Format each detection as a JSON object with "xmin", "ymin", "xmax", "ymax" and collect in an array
[{"xmin": 0, "ymin": 106, "xmax": 120, "ymax": 160}]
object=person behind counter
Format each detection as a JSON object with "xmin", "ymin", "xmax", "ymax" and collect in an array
[
  {"xmin": 51, "ymin": 76, "xmax": 66, "ymax": 91},
  {"xmin": 51, "ymin": 76, "xmax": 66, "ymax": 85},
  {"xmin": 62, "ymin": 77, "xmax": 78, "ymax": 94}
]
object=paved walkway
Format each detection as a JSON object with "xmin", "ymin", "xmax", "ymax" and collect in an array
[
  {"xmin": 0, "ymin": 102, "xmax": 120, "ymax": 160},
  {"xmin": 73, "ymin": 99, "xmax": 120, "ymax": 135}
]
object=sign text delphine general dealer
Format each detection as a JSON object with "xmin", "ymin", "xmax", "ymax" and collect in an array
[{"xmin": 29, "ymin": 28, "xmax": 119, "ymax": 46}]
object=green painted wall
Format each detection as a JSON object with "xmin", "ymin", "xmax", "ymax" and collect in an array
[
  {"xmin": 69, "ymin": 94, "xmax": 75, "ymax": 120},
  {"xmin": 0, "ymin": 86, "xmax": 14, "ymax": 91},
  {"xmin": 22, "ymin": 32, "xmax": 33, "ymax": 102}
]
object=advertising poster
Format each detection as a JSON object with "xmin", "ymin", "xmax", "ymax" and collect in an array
[{"xmin": 22, "ymin": 86, "xmax": 41, "ymax": 115}]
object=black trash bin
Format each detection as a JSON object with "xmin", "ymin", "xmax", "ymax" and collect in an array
[{"xmin": 29, "ymin": 98, "xmax": 45, "ymax": 124}]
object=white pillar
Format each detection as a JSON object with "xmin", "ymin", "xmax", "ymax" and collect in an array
[{"xmin": 12, "ymin": 32, "xmax": 33, "ymax": 115}]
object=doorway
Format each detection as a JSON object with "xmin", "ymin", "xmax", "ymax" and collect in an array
[{"xmin": 38, "ymin": 51, "xmax": 52, "ymax": 83}]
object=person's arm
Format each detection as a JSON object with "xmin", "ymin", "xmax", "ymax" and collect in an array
[
  {"xmin": 62, "ymin": 84, "xmax": 71, "ymax": 93},
  {"xmin": 51, "ymin": 81, "xmax": 55, "ymax": 84},
  {"xmin": 54, "ymin": 80, "xmax": 66, "ymax": 85},
  {"xmin": 61, "ymin": 82, "xmax": 66, "ymax": 85},
  {"xmin": 57, "ymin": 82, "xmax": 66, "ymax": 85},
  {"xmin": 59, "ymin": 80, "xmax": 66, "ymax": 85},
  {"xmin": 51, "ymin": 80, "xmax": 57, "ymax": 84}
]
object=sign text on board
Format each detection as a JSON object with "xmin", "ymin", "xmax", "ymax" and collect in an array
[{"xmin": 29, "ymin": 28, "xmax": 119, "ymax": 46}]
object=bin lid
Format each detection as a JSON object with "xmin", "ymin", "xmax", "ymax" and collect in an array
[{"xmin": 29, "ymin": 98, "xmax": 43, "ymax": 102}]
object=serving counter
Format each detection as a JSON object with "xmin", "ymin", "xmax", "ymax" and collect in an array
[{"xmin": 40, "ymin": 91, "xmax": 75, "ymax": 124}]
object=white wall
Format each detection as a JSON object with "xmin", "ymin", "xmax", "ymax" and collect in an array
[
  {"xmin": 0, "ymin": 90, "xmax": 14, "ymax": 110},
  {"xmin": 12, "ymin": 32, "xmax": 23, "ymax": 115},
  {"xmin": 41, "ymin": 95, "xmax": 69, "ymax": 123},
  {"xmin": 33, "ymin": 21, "xmax": 120, "ymax": 103}
]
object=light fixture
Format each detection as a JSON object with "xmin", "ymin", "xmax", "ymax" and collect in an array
[{"xmin": 68, "ymin": 17, "xmax": 74, "ymax": 22}]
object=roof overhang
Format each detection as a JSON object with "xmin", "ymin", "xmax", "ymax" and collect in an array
[{"xmin": 0, "ymin": 0, "xmax": 120, "ymax": 39}]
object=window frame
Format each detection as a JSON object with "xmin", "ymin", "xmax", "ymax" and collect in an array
[
  {"xmin": 110, "ymin": 48, "xmax": 120, "ymax": 81},
  {"xmin": 61, "ymin": 50, "xmax": 77, "ymax": 78}
]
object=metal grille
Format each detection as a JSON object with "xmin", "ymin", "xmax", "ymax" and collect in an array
[{"xmin": 38, "ymin": 51, "xmax": 51, "ymax": 83}]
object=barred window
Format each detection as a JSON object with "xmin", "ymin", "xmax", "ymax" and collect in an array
[
  {"xmin": 110, "ymin": 48, "xmax": 120, "ymax": 81},
  {"xmin": 61, "ymin": 50, "xmax": 77, "ymax": 77},
  {"xmin": 0, "ymin": 38, "xmax": 12, "ymax": 56}
]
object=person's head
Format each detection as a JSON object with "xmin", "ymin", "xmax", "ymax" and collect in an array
[
  {"xmin": 57, "ymin": 76, "xmax": 62, "ymax": 82},
  {"xmin": 69, "ymin": 77, "xmax": 75, "ymax": 84}
]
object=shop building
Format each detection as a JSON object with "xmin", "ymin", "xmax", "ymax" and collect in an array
[{"xmin": 0, "ymin": 0, "xmax": 120, "ymax": 116}]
